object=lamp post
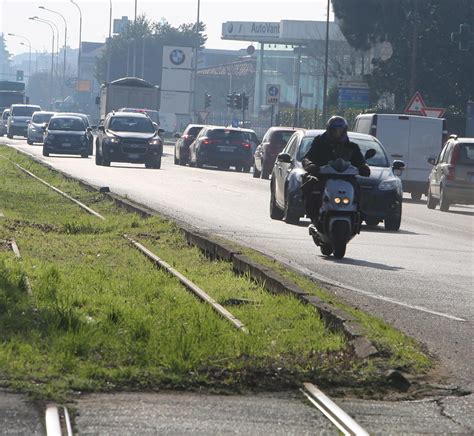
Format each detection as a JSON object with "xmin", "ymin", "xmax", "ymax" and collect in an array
[
  {"xmin": 33, "ymin": 16, "xmax": 60, "ymax": 77},
  {"xmin": 29, "ymin": 16, "xmax": 55, "ymax": 108},
  {"xmin": 70, "ymin": 0, "xmax": 82, "ymax": 86},
  {"xmin": 7, "ymin": 33, "xmax": 31, "ymax": 80},
  {"xmin": 106, "ymin": 0, "xmax": 113, "ymax": 82},
  {"xmin": 39, "ymin": 5, "xmax": 68, "ymax": 98},
  {"xmin": 322, "ymin": 0, "xmax": 330, "ymax": 125},
  {"xmin": 191, "ymin": 0, "xmax": 201, "ymax": 121}
]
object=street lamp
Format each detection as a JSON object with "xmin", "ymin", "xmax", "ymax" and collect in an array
[
  {"xmin": 70, "ymin": 0, "xmax": 82, "ymax": 85},
  {"xmin": 33, "ymin": 16, "xmax": 60, "ymax": 76},
  {"xmin": 7, "ymin": 33, "xmax": 32, "ymax": 80},
  {"xmin": 106, "ymin": 0, "xmax": 113, "ymax": 82},
  {"xmin": 29, "ymin": 16, "xmax": 55, "ymax": 108},
  {"xmin": 39, "ymin": 5, "xmax": 68, "ymax": 97},
  {"xmin": 191, "ymin": 0, "xmax": 201, "ymax": 121}
]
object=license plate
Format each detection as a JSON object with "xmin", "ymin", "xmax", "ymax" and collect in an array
[
  {"xmin": 62, "ymin": 143, "xmax": 71, "ymax": 147},
  {"xmin": 218, "ymin": 147, "xmax": 233, "ymax": 152},
  {"xmin": 128, "ymin": 153, "xmax": 140, "ymax": 158}
]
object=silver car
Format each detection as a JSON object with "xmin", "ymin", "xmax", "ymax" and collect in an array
[
  {"xmin": 27, "ymin": 111, "xmax": 55, "ymax": 145},
  {"xmin": 0, "ymin": 109, "xmax": 10, "ymax": 136},
  {"xmin": 7, "ymin": 104, "xmax": 42, "ymax": 138}
]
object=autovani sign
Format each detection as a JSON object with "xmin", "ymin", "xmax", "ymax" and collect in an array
[{"xmin": 222, "ymin": 21, "xmax": 281, "ymax": 42}]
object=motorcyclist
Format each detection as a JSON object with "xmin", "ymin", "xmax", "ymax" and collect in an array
[{"xmin": 301, "ymin": 116, "xmax": 371, "ymax": 222}]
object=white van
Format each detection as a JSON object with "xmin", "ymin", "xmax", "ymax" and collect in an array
[{"xmin": 354, "ymin": 114, "xmax": 448, "ymax": 200}]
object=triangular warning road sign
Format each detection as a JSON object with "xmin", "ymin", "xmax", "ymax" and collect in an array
[
  {"xmin": 198, "ymin": 111, "xmax": 209, "ymax": 122},
  {"xmin": 405, "ymin": 91, "xmax": 426, "ymax": 114},
  {"xmin": 421, "ymin": 107, "xmax": 446, "ymax": 119}
]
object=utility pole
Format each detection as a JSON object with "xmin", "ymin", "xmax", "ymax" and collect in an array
[
  {"xmin": 409, "ymin": 0, "xmax": 419, "ymax": 97},
  {"xmin": 70, "ymin": 0, "xmax": 82, "ymax": 86},
  {"xmin": 322, "ymin": 0, "xmax": 330, "ymax": 125}
]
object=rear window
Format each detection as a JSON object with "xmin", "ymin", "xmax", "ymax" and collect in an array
[
  {"xmin": 459, "ymin": 143, "xmax": 474, "ymax": 164},
  {"xmin": 11, "ymin": 106, "xmax": 41, "ymax": 117},
  {"xmin": 32, "ymin": 113, "xmax": 54, "ymax": 123},
  {"xmin": 208, "ymin": 129, "xmax": 245, "ymax": 141},
  {"xmin": 244, "ymin": 132, "xmax": 259, "ymax": 143},
  {"xmin": 187, "ymin": 126, "xmax": 203, "ymax": 137},
  {"xmin": 49, "ymin": 117, "xmax": 85, "ymax": 132},
  {"xmin": 271, "ymin": 130, "xmax": 295, "ymax": 145}
]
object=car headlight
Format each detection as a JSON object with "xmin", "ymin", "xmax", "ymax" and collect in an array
[
  {"xmin": 378, "ymin": 178, "xmax": 402, "ymax": 192},
  {"xmin": 10, "ymin": 119, "xmax": 15, "ymax": 124},
  {"xmin": 106, "ymin": 137, "xmax": 120, "ymax": 144},
  {"xmin": 148, "ymin": 138, "xmax": 162, "ymax": 146}
]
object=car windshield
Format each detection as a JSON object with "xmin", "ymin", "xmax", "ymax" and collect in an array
[
  {"xmin": 109, "ymin": 116, "xmax": 155, "ymax": 133},
  {"xmin": 458, "ymin": 143, "xmax": 474, "ymax": 165},
  {"xmin": 297, "ymin": 136, "xmax": 390, "ymax": 167},
  {"xmin": 208, "ymin": 129, "xmax": 245, "ymax": 141},
  {"xmin": 12, "ymin": 106, "xmax": 40, "ymax": 117},
  {"xmin": 49, "ymin": 117, "xmax": 85, "ymax": 132},
  {"xmin": 32, "ymin": 113, "xmax": 54, "ymax": 123}
]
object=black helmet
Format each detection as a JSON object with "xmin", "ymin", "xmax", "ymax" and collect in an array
[{"xmin": 326, "ymin": 116, "xmax": 348, "ymax": 142}]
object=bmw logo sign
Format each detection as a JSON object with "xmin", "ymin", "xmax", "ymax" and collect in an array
[{"xmin": 170, "ymin": 49, "xmax": 186, "ymax": 66}]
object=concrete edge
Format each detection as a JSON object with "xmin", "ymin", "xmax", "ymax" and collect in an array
[{"xmin": 6, "ymin": 146, "xmax": 379, "ymax": 359}]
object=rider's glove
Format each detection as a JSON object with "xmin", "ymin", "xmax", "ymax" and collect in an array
[{"xmin": 359, "ymin": 164, "xmax": 371, "ymax": 177}]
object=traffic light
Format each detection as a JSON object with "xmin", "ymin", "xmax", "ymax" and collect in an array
[
  {"xmin": 242, "ymin": 93, "xmax": 249, "ymax": 111},
  {"xmin": 234, "ymin": 93, "xmax": 242, "ymax": 110},
  {"xmin": 452, "ymin": 23, "xmax": 472, "ymax": 51},
  {"xmin": 204, "ymin": 92, "xmax": 212, "ymax": 109},
  {"xmin": 226, "ymin": 93, "xmax": 235, "ymax": 109},
  {"xmin": 16, "ymin": 70, "xmax": 24, "ymax": 81}
]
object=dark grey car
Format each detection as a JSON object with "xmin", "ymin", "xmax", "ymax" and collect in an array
[
  {"xmin": 427, "ymin": 136, "xmax": 474, "ymax": 211},
  {"xmin": 270, "ymin": 130, "xmax": 405, "ymax": 231}
]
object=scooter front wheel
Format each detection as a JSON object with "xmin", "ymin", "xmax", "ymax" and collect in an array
[
  {"xmin": 332, "ymin": 220, "xmax": 350, "ymax": 259},
  {"xmin": 332, "ymin": 241, "xmax": 346, "ymax": 259},
  {"xmin": 320, "ymin": 244, "xmax": 333, "ymax": 256}
]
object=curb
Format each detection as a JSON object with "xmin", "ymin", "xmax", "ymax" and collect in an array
[{"xmin": 6, "ymin": 147, "xmax": 379, "ymax": 359}]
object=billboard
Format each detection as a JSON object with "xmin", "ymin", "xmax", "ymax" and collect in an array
[{"xmin": 222, "ymin": 21, "xmax": 281, "ymax": 42}]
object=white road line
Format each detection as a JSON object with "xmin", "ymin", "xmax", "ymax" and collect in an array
[
  {"xmin": 265, "ymin": 251, "xmax": 468, "ymax": 322},
  {"xmin": 45, "ymin": 404, "xmax": 62, "ymax": 436},
  {"xmin": 405, "ymin": 217, "xmax": 472, "ymax": 236},
  {"xmin": 302, "ymin": 383, "xmax": 369, "ymax": 436}
]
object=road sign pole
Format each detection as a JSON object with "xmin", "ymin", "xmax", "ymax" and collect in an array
[
  {"xmin": 270, "ymin": 104, "xmax": 275, "ymax": 127},
  {"xmin": 242, "ymin": 91, "xmax": 246, "ymax": 126}
]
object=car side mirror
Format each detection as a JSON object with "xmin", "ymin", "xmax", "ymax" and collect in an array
[
  {"xmin": 392, "ymin": 160, "xmax": 406, "ymax": 176},
  {"xmin": 86, "ymin": 127, "xmax": 92, "ymax": 132},
  {"xmin": 98, "ymin": 125, "xmax": 105, "ymax": 132},
  {"xmin": 365, "ymin": 149, "xmax": 376, "ymax": 160},
  {"xmin": 158, "ymin": 128, "xmax": 165, "ymax": 135},
  {"xmin": 277, "ymin": 152, "xmax": 292, "ymax": 164},
  {"xmin": 427, "ymin": 157, "xmax": 436, "ymax": 166},
  {"xmin": 174, "ymin": 133, "xmax": 181, "ymax": 139}
]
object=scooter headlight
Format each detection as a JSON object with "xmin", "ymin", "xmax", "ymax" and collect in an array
[
  {"xmin": 334, "ymin": 197, "xmax": 342, "ymax": 204},
  {"xmin": 342, "ymin": 198, "xmax": 350, "ymax": 205}
]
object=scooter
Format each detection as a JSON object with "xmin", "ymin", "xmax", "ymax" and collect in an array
[{"xmin": 308, "ymin": 158, "xmax": 365, "ymax": 259}]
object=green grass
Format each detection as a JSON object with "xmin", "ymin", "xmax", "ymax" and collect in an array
[{"xmin": 0, "ymin": 146, "xmax": 356, "ymax": 401}]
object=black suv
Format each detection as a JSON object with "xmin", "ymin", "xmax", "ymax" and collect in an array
[{"xmin": 95, "ymin": 112, "xmax": 163, "ymax": 168}]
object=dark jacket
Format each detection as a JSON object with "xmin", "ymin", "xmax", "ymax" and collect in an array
[{"xmin": 302, "ymin": 132, "xmax": 366, "ymax": 170}]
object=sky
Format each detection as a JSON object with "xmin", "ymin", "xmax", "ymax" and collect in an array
[{"xmin": 1, "ymin": 0, "xmax": 333, "ymax": 56}]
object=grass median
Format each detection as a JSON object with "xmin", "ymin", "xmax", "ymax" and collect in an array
[{"xmin": 0, "ymin": 146, "xmax": 349, "ymax": 400}]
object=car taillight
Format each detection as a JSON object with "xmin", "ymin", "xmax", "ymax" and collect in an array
[
  {"xmin": 202, "ymin": 138, "xmax": 218, "ymax": 145},
  {"xmin": 242, "ymin": 142, "xmax": 251, "ymax": 149},
  {"xmin": 447, "ymin": 145, "xmax": 459, "ymax": 180}
]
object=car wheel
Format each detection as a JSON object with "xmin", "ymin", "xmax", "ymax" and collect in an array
[
  {"xmin": 196, "ymin": 160, "xmax": 203, "ymax": 168},
  {"xmin": 95, "ymin": 150, "xmax": 103, "ymax": 166},
  {"xmin": 242, "ymin": 165, "xmax": 251, "ymax": 173},
  {"xmin": 384, "ymin": 204, "xmax": 402, "ymax": 231},
  {"xmin": 174, "ymin": 153, "xmax": 179, "ymax": 165},
  {"xmin": 270, "ymin": 182, "xmax": 284, "ymax": 220},
  {"xmin": 261, "ymin": 167, "xmax": 271, "ymax": 179},
  {"xmin": 102, "ymin": 158, "xmax": 111, "ymax": 167},
  {"xmin": 42, "ymin": 148, "xmax": 49, "ymax": 157},
  {"xmin": 427, "ymin": 187, "xmax": 437, "ymax": 209},
  {"xmin": 27, "ymin": 139, "xmax": 33, "ymax": 145},
  {"xmin": 439, "ymin": 186, "xmax": 450, "ymax": 212},
  {"xmin": 284, "ymin": 189, "xmax": 300, "ymax": 225},
  {"xmin": 81, "ymin": 153, "xmax": 89, "ymax": 158},
  {"xmin": 411, "ymin": 192, "xmax": 422, "ymax": 201},
  {"xmin": 146, "ymin": 156, "xmax": 161, "ymax": 169},
  {"xmin": 7, "ymin": 134, "xmax": 13, "ymax": 139}
]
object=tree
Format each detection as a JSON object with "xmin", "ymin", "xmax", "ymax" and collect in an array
[
  {"xmin": 96, "ymin": 16, "xmax": 207, "ymax": 85},
  {"xmin": 0, "ymin": 33, "xmax": 12, "ymax": 79},
  {"xmin": 332, "ymin": 0, "xmax": 474, "ymax": 112}
]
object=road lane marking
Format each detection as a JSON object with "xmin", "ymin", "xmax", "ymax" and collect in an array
[
  {"xmin": 405, "ymin": 217, "xmax": 473, "ymax": 236},
  {"xmin": 302, "ymin": 383, "xmax": 369, "ymax": 436},
  {"xmin": 266, "ymin": 251, "xmax": 468, "ymax": 323}
]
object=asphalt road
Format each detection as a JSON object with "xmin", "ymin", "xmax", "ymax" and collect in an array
[{"xmin": 2, "ymin": 138, "xmax": 473, "ymax": 433}]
